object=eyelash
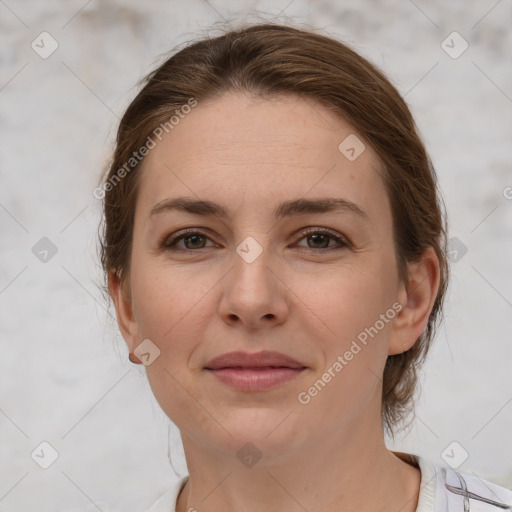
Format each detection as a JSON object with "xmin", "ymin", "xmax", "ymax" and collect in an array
[{"xmin": 161, "ymin": 227, "xmax": 350, "ymax": 253}]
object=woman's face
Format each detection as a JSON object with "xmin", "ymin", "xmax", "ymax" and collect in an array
[{"xmin": 112, "ymin": 92, "xmax": 425, "ymax": 460}]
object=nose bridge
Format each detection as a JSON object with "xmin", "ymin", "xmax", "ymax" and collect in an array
[
  {"xmin": 232, "ymin": 233, "xmax": 274, "ymax": 294},
  {"xmin": 219, "ymin": 232, "xmax": 288, "ymax": 327}
]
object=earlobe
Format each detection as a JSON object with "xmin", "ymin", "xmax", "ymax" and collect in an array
[
  {"xmin": 388, "ymin": 247, "xmax": 441, "ymax": 356},
  {"xmin": 108, "ymin": 269, "xmax": 139, "ymax": 352}
]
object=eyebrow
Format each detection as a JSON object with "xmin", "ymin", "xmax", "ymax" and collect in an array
[{"xmin": 148, "ymin": 196, "xmax": 370, "ymax": 223}]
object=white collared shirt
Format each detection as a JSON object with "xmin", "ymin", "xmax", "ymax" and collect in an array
[{"xmin": 145, "ymin": 453, "xmax": 512, "ymax": 511}]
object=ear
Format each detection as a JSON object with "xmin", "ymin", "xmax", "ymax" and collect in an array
[
  {"xmin": 388, "ymin": 247, "xmax": 441, "ymax": 355},
  {"xmin": 108, "ymin": 268, "xmax": 140, "ymax": 354}
]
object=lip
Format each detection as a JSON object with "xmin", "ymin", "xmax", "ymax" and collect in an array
[{"xmin": 204, "ymin": 350, "xmax": 307, "ymax": 392}]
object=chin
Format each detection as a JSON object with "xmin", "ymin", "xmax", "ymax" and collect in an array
[{"xmin": 207, "ymin": 407, "xmax": 309, "ymax": 462}]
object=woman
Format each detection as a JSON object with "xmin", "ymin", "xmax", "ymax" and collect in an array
[{"xmin": 97, "ymin": 22, "xmax": 512, "ymax": 512}]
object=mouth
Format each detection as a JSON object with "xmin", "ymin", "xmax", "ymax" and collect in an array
[{"xmin": 204, "ymin": 351, "xmax": 307, "ymax": 392}]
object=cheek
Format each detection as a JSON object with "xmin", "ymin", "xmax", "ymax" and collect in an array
[
  {"xmin": 292, "ymin": 267, "xmax": 394, "ymax": 428},
  {"xmin": 291, "ymin": 254, "xmax": 398, "ymax": 406},
  {"xmin": 130, "ymin": 254, "xmax": 213, "ymax": 339},
  {"xmin": 145, "ymin": 362, "xmax": 221, "ymax": 445},
  {"xmin": 132, "ymin": 263, "xmax": 218, "ymax": 431},
  {"xmin": 293, "ymin": 261, "xmax": 392, "ymax": 341}
]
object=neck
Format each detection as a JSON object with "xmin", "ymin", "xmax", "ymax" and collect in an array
[{"xmin": 175, "ymin": 413, "xmax": 421, "ymax": 512}]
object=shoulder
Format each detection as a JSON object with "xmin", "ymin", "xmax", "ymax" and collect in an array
[
  {"xmin": 144, "ymin": 476, "xmax": 189, "ymax": 512},
  {"xmin": 414, "ymin": 454, "xmax": 512, "ymax": 512}
]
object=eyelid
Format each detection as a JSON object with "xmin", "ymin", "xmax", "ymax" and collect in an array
[
  {"xmin": 293, "ymin": 227, "xmax": 350, "ymax": 249},
  {"xmin": 162, "ymin": 228, "xmax": 214, "ymax": 249}
]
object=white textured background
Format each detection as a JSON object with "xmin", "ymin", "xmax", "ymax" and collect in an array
[{"xmin": 1, "ymin": 1, "xmax": 511, "ymax": 511}]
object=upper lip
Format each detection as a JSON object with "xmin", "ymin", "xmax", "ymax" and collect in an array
[{"xmin": 204, "ymin": 350, "xmax": 306, "ymax": 370}]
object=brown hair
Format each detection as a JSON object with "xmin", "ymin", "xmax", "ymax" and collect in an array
[{"xmin": 97, "ymin": 21, "xmax": 449, "ymax": 440}]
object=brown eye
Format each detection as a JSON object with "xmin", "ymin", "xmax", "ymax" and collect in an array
[
  {"xmin": 162, "ymin": 230, "xmax": 214, "ymax": 251},
  {"xmin": 295, "ymin": 229, "xmax": 349, "ymax": 252}
]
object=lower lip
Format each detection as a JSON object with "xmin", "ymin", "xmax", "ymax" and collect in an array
[{"xmin": 206, "ymin": 367, "xmax": 306, "ymax": 391}]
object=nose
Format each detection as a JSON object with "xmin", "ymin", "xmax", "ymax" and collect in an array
[{"xmin": 218, "ymin": 243, "xmax": 290, "ymax": 330}]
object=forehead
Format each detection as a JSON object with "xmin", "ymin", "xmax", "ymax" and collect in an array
[{"xmin": 135, "ymin": 91, "xmax": 389, "ymax": 226}]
